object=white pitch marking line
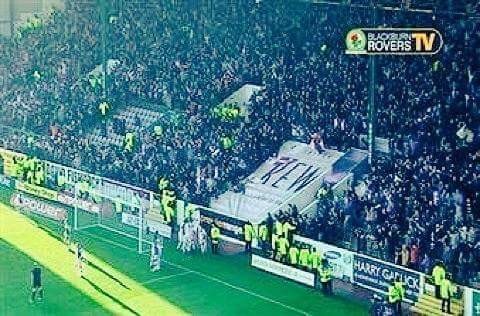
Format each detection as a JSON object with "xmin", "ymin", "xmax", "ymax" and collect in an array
[
  {"xmin": 162, "ymin": 259, "xmax": 311, "ymax": 316},
  {"xmin": 77, "ymin": 224, "xmax": 99, "ymax": 231},
  {"xmin": 80, "ymin": 230, "xmax": 311, "ymax": 316},
  {"xmin": 142, "ymin": 271, "xmax": 193, "ymax": 285}
]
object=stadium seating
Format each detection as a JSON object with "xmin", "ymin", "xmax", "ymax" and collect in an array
[{"xmin": 88, "ymin": 106, "xmax": 163, "ymax": 147}]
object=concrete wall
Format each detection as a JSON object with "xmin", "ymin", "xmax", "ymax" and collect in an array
[{"xmin": 0, "ymin": 0, "xmax": 64, "ymax": 37}]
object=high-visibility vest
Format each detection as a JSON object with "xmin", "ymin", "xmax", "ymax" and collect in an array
[
  {"xmin": 277, "ymin": 237, "xmax": 289, "ymax": 255},
  {"xmin": 99, "ymin": 102, "xmax": 109, "ymax": 116},
  {"xmin": 26, "ymin": 170, "xmax": 34, "ymax": 183},
  {"xmin": 114, "ymin": 198, "xmax": 122, "ymax": 214},
  {"xmin": 125, "ymin": 133, "xmax": 134, "ymax": 149},
  {"xmin": 271, "ymin": 234, "xmax": 278, "ymax": 250},
  {"xmin": 289, "ymin": 247, "xmax": 299, "ymax": 265},
  {"xmin": 258, "ymin": 224, "xmax": 268, "ymax": 241},
  {"xmin": 221, "ymin": 136, "xmax": 234, "ymax": 149},
  {"xmin": 34, "ymin": 169, "xmax": 44, "ymax": 185},
  {"xmin": 158, "ymin": 177, "xmax": 169, "ymax": 191},
  {"xmin": 319, "ymin": 266, "xmax": 333, "ymax": 283},
  {"xmin": 388, "ymin": 285, "xmax": 398, "ymax": 303},
  {"xmin": 27, "ymin": 158, "xmax": 35, "ymax": 171},
  {"xmin": 161, "ymin": 190, "xmax": 176, "ymax": 223},
  {"xmin": 211, "ymin": 226, "xmax": 220, "ymax": 243},
  {"xmin": 57, "ymin": 174, "xmax": 66, "ymax": 187},
  {"xmin": 299, "ymin": 248, "xmax": 310, "ymax": 267},
  {"xmin": 394, "ymin": 281, "xmax": 405, "ymax": 300},
  {"xmin": 432, "ymin": 265, "xmax": 446, "ymax": 285},
  {"xmin": 274, "ymin": 221, "xmax": 283, "ymax": 235},
  {"xmin": 14, "ymin": 162, "xmax": 24, "ymax": 178},
  {"xmin": 440, "ymin": 279, "xmax": 454, "ymax": 299},
  {"xmin": 244, "ymin": 224, "xmax": 253, "ymax": 242},
  {"xmin": 78, "ymin": 181, "xmax": 89, "ymax": 193},
  {"xmin": 283, "ymin": 222, "xmax": 296, "ymax": 238},
  {"xmin": 309, "ymin": 251, "xmax": 322, "ymax": 270},
  {"xmin": 164, "ymin": 206, "xmax": 174, "ymax": 223},
  {"xmin": 252, "ymin": 224, "xmax": 258, "ymax": 240}
]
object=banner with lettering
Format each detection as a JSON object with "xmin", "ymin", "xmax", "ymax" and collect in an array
[
  {"xmin": 10, "ymin": 193, "xmax": 67, "ymax": 221},
  {"xmin": 15, "ymin": 181, "xmax": 58, "ymax": 201},
  {"xmin": 353, "ymin": 254, "xmax": 421, "ymax": 301},
  {"xmin": 251, "ymin": 254, "xmax": 316, "ymax": 287}
]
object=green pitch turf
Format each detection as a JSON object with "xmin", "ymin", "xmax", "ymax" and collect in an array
[
  {"xmin": 0, "ymin": 203, "xmax": 369, "ymax": 315},
  {"xmin": 0, "ymin": 239, "xmax": 105, "ymax": 315}
]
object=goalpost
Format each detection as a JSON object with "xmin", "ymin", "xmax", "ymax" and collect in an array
[
  {"xmin": 72, "ymin": 185, "xmax": 155, "ymax": 254},
  {"xmin": 0, "ymin": 147, "xmax": 176, "ymax": 255}
]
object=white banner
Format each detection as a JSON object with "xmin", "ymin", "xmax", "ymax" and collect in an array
[
  {"xmin": 251, "ymin": 254, "xmax": 315, "ymax": 287},
  {"xmin": 121, "ymin": 213, "xmax": 172, "ymax": 239},
  {"xmin": 293, "ymin": 235, "xmax": 354, "ymax": 281},
  {"xmin": 11, "ymin": 193, "xmax": 67, "ymax": 222}
]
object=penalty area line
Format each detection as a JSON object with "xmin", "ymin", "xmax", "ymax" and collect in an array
[
  {"xmin": 79, "ymin": 230, "xmax": 311, "ymax": 316},
  {"xmin": 142, "ymin": 271, "xmax": 193, "ymax": 285}
]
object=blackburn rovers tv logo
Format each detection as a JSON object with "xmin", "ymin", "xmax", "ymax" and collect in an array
[
  {"xmin": 346, "ymin": 29, "xmax": 367, "ymax": 53},
  {"xmin": 345, "ymin": 27, "xmax": 443, "ymax": 55}
]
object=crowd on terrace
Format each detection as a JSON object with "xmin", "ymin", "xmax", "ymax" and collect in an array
[{"xmin": 0, "ymin": 0, "xmax": 479, "ymax": 286}]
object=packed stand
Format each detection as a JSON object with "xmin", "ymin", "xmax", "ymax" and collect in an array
[{"xmin": 0, "ymin": 0, "xmax": 478, "ymax": 286}]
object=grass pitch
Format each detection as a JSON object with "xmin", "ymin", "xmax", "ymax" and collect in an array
[{"xmin": 0, "ymin": 200, "xmax": 368, "ymax": 316}]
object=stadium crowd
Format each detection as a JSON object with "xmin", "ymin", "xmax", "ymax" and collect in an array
[{"xmin": 0, "ymin": 0, "xmax": 479, "ymax": 286}]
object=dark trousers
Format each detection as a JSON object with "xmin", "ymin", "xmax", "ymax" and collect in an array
[
  {"xmin": 321, "ymin": 280, "xmax": 332, "ymax": 295},
  {"xmin": 435, "ymin": 284, "xmax": 441, "ymax": 299},
  {"xmin": 395, "ymin": 301, "xmax": 402, "ymax": 316},
  {"xmin": 211, "ymin": 242, "xmax": 219, "ymax": 254},
  {"xmin": 389, "ymin": 301, "xmax": 402, "ymax": 316},
  {"xmin": 442, "ymin": 298, "xmax": 451, "ymax": 313},
  {"xmin": 260, "ymin": 240, "xmax": 268, "ymax": 255},
  {"xmin": 245, "ymin": 240, "xmax": 251, "ymax": 253}
]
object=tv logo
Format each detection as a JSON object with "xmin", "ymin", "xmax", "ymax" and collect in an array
[
  {"xmin": 412, "ymin": 32, "xmax": 437, "ymax": 51},
  {"xmin": 346, "ymin": 28, "xmax": 443, "ymax": 55}
]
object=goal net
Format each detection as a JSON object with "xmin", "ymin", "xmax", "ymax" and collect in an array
[{"xmin": 72, "ymin": 186, "xmax": 161, "ymax": 254}]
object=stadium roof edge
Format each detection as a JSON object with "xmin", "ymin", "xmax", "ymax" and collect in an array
[{"xmin": 293, "ymin": 0, "xmax": 480, "ymax": 19}]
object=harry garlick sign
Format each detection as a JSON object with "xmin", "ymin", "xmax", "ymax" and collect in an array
[{"xmin": 353, "ymin": 254, "xmax": 421, "ymax": 301}]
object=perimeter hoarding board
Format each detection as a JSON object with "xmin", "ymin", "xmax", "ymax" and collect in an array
[
  {"xmin": 353, "ymin": 253, "xmax": 421, "ymax": 301},
  {"xmin": 10, "ymin": 192, "xmax": 67, "ymax": 222},
  {"xmin": 251, "ymin": 254, "xmax": 316, "ymax": 287}
]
